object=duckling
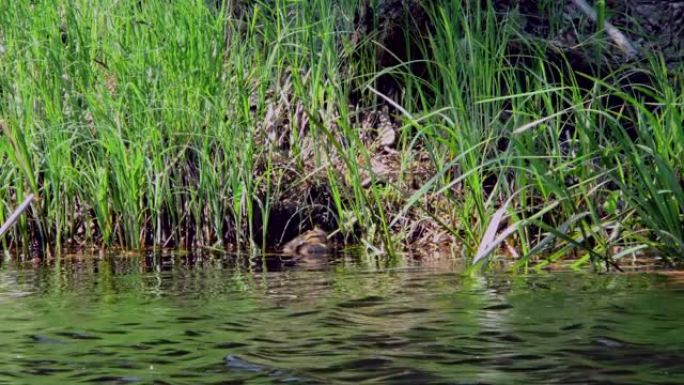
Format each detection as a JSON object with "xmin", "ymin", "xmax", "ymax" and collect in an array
[{"xmin": 282, "ymin": 226, "xmax": 329, "ymax": 256}]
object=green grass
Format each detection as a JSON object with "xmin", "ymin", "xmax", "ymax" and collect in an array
[{"xmin": 0, "ymin": 0, "xmax": 681, "ymax": 269}]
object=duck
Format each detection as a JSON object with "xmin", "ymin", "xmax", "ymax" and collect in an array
[{"xmin": 282, "ymin": 226, "xmax": 329, "ymax": 257}]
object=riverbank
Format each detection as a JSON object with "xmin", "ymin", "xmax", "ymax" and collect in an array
[{"xmin": 0, "ymin": 1, "xmax": 682, "ymax": 269}]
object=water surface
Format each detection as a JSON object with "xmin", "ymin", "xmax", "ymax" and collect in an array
[{"xmin": 0, "ymin": 255, "xmax": 682, "ymax": 384}]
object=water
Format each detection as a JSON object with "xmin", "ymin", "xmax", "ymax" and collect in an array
[{"xmin": 0, "ymin": 255, "xmax": 682, "ymax": 385}]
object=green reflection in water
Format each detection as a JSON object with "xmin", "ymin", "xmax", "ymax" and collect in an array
[{"xmin": 0, "ymin": 256, "xmax": 682, "ymax": 384}]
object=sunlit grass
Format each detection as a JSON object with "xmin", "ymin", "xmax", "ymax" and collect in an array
[{"xmin": 0, "ymin": 0, "xmax": 681, "ymax": 268}]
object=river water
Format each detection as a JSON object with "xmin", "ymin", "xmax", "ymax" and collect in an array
[{"xmin": 0, "ymin": 254, "xmax": 682, "ymax": 384}]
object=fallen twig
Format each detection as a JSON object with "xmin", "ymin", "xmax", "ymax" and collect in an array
[{"xmin": 570, "ymin": 0, "xmax": 639, "ymax": 60}]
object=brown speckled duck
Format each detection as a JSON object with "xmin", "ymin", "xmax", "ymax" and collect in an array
[{"xmin": 282, "ymin": 226, "xmax": 329, "ymax": 257}]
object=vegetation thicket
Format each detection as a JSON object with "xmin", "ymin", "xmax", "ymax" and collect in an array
[{"xmin": 0, "ymin": 0, "xmax": 682, "ymax": 270}]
